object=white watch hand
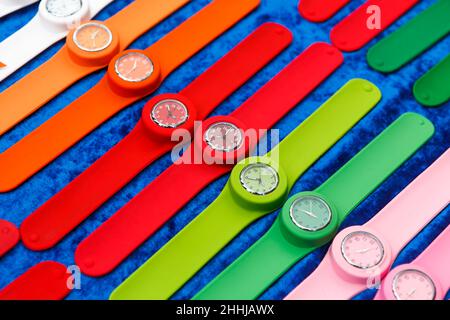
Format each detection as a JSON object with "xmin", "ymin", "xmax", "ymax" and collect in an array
[
  {"xmin": 355, "ymin": 248, "xmax": 371, "ymax": 254},
  {"xmin": 301, "ymin": 210, "xmax": 318, "ymax": 219}
]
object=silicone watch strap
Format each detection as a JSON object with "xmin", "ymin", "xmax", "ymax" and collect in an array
[
  {"xmin": 367, "ymin": 0, "xmax": 450, "ymax": 73},
  {"xmin": 0, "ymin": 0, "xmax": 259, "ymax": 192},
  {"xmin": 330, "ymin": 0, "xmax": 419, "ymax": 52},
  {"xmin": 414, "ymin": 54, "xmax": 450, "ymax": 107},
  {"xmin": 20, "ymin": 22, "xmax": 293, "ymax": 251},
  {"xmin": 374, "ymin": 223, "xmax": 450, "ymax": 300},
  {"xmin": 0, "ymin": 0, "xmax": 39, "ymax": 18},
  {"xmin": 109, "ymin": 78, "xmax": 382, "ymax": 300},
  {"xmin": 195, "ymin": 111, "xmax": 435, "ymax": 300},
  {"xmin": 0, "ymin": 0, "xmax": 113, "ymax": 82},
  {"xmin": 403, "ymin": 224, "xmax": 450, "ymax": 293},
  {"xmin": 287, "ymin": 143, "xmax": 448, "ymax": 301},
  {"xmin": 75, "ymin": 43, "xmax": 344, "ymax": 278},
  {"xmin": 299, "ymin": 0, "xmax": 350, "ymax": 22},
  {"xmin": 0, "ymin": 219, "xmax": 19, "ymax": 257},
  {"xmin": 0, "ymin": 261, "xmax": 71, "ymax": 300},
  {"xmin": 0, "ymin": 0, "xmax": 189, "ymax": 136}
]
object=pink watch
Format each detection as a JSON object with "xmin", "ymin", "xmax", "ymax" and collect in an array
[
  {"xmin": 375, "ymin": 224, "xmax": 450, "ymax": 300},
  {"xmin": 285, "ymin": 148, "xmax": 450, "ymax": 300}
]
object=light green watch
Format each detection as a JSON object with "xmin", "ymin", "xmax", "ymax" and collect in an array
[
  {"xmin": 194, "ymin": 112, "xmax": 434, "ymax": 300},
  {"xmin": 110, "ymin": 78, "xmax": 382, "ymax": 300}
]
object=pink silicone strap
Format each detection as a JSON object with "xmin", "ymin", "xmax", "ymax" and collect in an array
[
  {"xmin": 415, "ymin": 224, "xmax": 450, "ymax": 290},
  {"xmin": 286, "ymin": 148, "xmax": 450, "ymax": 300},
  {"xmin": 284, "ymin": 253, "xmax": 364, "ymax": 300},
  {"xmin": 330, "ymin": 0, "xmax": 419, "ymax": 51},
  {"xmin": 367, "ymin": 148, "xmax": 450, "ymax": 256}
]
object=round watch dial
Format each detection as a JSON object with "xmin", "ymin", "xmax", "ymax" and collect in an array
[
  {"xmin": 46, "ymin": 0, "xmax": 82, "ymax": 17},
  {"xmin": 73, "ymin": 23, "xmax": 113, "ymax": 52},
  {"xmin": 392, "ymin": 269, "xmax": 436, "ymax": 300},
  {"xmin": 240, "ymin": 163, "xmax": 279, "ymax": 195},
  {"xmin": 115, "ymin": 52, "xmax": 154, "ymax": 82},
  {"xmin": 151, "ymin": 99, "xmax": 189, "ymax": 128},
  {"xmin": 204, "ymin": 122, "xmax": 243, "ymax": 152},
  {"xmin": 289, "ymin": 196, "xmax": 332, "ymax": 231},
  {"xmin": 341, "ymin": 231, "xmax": 384, "ymax": 269}
]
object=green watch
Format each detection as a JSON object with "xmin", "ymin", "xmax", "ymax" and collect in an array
[
  {"xmin": 194, "ymin": 112, "xmax": 434, "ymax": 300},
  {"xmin": 110, "ymin": 78, "xmax": 382, "ymax": 300},
  {"xmin": 367, "ymin": 0, "xmax": 450, "ymax": 73},
  {"xmin": 413, "ymin": 54, "xmax": 450, "ymax": 108}
]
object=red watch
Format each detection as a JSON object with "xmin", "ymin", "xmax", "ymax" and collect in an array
[
  {"xmin": 0, "ymin": 219, "xmax": 19, "ymax": 258},
  {"xmin": 74, "ymin": 42, "xmax": 344, "ymax": 277},
  {"xmin": 0, "ymin": 262, "xmax": 71, "ymax": 300},
  {"xmin": 330, "ymin": 0, "xmax": 419, "ymax": 51},
  {"xmin": 299, "ymin": 0, "xmax": 350, "ymax": 22},
  {"xmin": 20, "ymin": 23, "xmax": 294, "ymax": 251}
]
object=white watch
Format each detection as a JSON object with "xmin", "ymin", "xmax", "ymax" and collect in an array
[
  {"xmin": 0, "ymin": 0, "xmax": 114, "ymax": 82},
  {"xmin": 0, "ymin": 0, "xmax": 39, "ymax": 19}
]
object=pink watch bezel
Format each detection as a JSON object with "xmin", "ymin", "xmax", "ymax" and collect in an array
[
  {"xmin": 330, "ymin": 225, "xmax": 393, "ymax": 283},
  {"xmin": 378, "ymin": 264, "xmax": 444, "ymax": 300}
]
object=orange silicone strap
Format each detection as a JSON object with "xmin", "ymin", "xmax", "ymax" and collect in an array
[
  {"xmin": 0, "ymin": 78, "xmax": 134, "ymax": 192},
  {"xmin": 147, "ymin": 0, "xmax": 260, "ymax": 78},
  {"xmin": 0, "ymin": 0, "xmax": 259, "ymax": 192},
  {"xmin": 0, "ymin": 0, "xmax": 189, "ymax": 136}
]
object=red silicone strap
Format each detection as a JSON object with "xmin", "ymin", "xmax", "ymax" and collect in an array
[
  {"xmin": 0, "ymin": 220, "xmax": 19, "ymax": 257},
  {"xmin": 20, "ymin": 23, "xmax": 293, "ymax": 251},
  {"xmin": 299, "ymin": 0, "xmax": 350, "ymax": 22},
  {"xmin": 330, "ymin": 0, "xmax": 419, "ymax": 51},
  {"xmin": 74, "ymin": 42, "xmax": 343, "ymax": 277},
  {"xmin": 0, "ymin": 262, "xmax": 70, "ymax": 300}
]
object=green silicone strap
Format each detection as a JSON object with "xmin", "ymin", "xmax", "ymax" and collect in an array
[
  {"xmin": 367, "ymin": 0, "xmax": 450, "ymax": 73},
  {"xmin": 110, "ymin": 79, "xmax": 381, "ymax": 300},
  {"xmin": 317, "ymin": 112, "xmax": 435, "ymax": 222},
  {"xmin": 269, "ymin": 79, "xmax": 381, "ymax": 189},
  {"xmin": 193, "ymin": 113, "xmax": 434, "ymax": 300},
  {"xmin": 193, "ymin": 218, "xmax": 311, "ymax": 300},
  {"xmin": 110, "ymin": 189, "xmax": 261, "ymax": 300},
  {"xmin": 413, "ymin": 54, "xmax": 450, "ymax": 107}
]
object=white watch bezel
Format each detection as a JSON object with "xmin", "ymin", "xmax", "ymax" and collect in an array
[{"xmin": 39, "ymin": 0, "xmax": 90, "ymax": 31}]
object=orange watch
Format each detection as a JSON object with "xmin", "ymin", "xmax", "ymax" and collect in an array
[
  {"xmin": 0, "ymin": 0, "xmax": 260, "ymax": 192},
  {"xmin": 0, "ymin": 0, "xmax": 190, "ymax": 136}
]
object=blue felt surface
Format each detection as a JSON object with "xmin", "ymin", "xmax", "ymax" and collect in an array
[{"xmin": 0, "ymin": 0, "xmax": 449, "ymax": 300}]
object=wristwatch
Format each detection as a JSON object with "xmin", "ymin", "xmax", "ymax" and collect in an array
[
  {"xmin": 0, "ymin": 0, "xmax": 114, "ymax": 82},
  {"xmin": 20, "ymin": 22, "xmax": 294, "ymax": 251},
  {"xmin": 330, "ymin": 0, "xmax": 419, "ymax": 52},
  {"xmin": 109, "ymin": 77, "xmax": 381, "ymax": 300},
  {"xmin": 0, "ymin": 0, "xmax": 260, "ymax": 192},
  {"xmin": 298, "ymin": 0, "xmax": 349, "ymax": 22},
  {"xmin": 376, "ymin": 222, "xmax": 450, "ymax": 300},
  {"xmin": 286, "ymin": 147, "xmax": 449, "ymax": 300},
  {"xmin": 0, "ymin": 261, "xmax": 71, "ymax": 300},
  {"xmin": 75, "ymin": 43, "xmax": 344, "ymax": 278},
  {"xmin": 0, "ymin": 219, "xmax": 19, "ymax": 258},
  {"xmin": 414, "ymin": 54, "xmax": 450, "ymax": 108},
  {"xmin": 0, "ymin": 0, "xmax": 190, "ymax": 135},
  {"xmin": 0, "ymin": 0, "xmax": 39, "ymax": 18},
  {"xmin": 367, "ymin": 0, "xmax": 450, "ymax": 73},
  {"xmin": 194, "ymin": 113, "xmax": 434, "ymax": 300}
]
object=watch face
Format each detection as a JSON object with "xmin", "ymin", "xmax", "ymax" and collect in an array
[
  {"xmin": 341, "ymin": 231, "xmax": 384, "ymax": 269},
  {"xmin": 240, "ymin": 163, "xmax": 279, "ymax": 195},
  {"xmin": 204, "ymin": 122, "xmax": 243, "ymax": 152},
  {"xmin": 46, "ymin": 0, "xmax": 82, "ymax": 17},
  {"xmin": 115, "ymin": 52, "xmax": 154, "ymax": 83},
  {"xmin": 73, "ymin": 23, "xmax": 113, "ymax": 52},
  {"xmin": 151, "ymin": 99, "xmax": 189, "ymax": 128},
  {"xmin": 392, "ymin": 269, "xmax": 436, "ymax": 300},
  {"xmin": 289, "ymin": 196, "xmax": 332, "ymax": 231}
]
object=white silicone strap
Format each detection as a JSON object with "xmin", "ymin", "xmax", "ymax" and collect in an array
[
  {"xmin": 0, "ymin": 0, "xmax": 39, "ymax": 18},
  {"xmin": 0, "ymin": 0, "xmax": 113, "ymax": 82}
]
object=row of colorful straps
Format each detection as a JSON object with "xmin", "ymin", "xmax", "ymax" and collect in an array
[{"xmin": 0, "ymin": 0, "xmax": 448, "ymax": 300}]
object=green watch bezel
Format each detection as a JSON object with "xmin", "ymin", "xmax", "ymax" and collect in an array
[
  {"xmin": 229, "ymin": 156, "xmax": 290, "ymax": 211},
  {"xmin": 279, "ymin": 191, "xmax": 340, "ymax": 247}
]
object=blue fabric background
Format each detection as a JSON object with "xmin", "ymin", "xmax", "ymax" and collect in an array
[{"xmin": 0, "ymin": 0, "xmax": 448, "ymax": 300}]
